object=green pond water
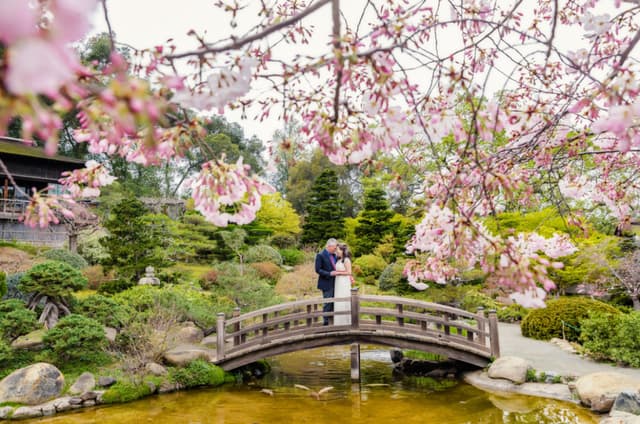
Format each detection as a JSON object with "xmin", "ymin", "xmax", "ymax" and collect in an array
[{"xmin": 29, "ymin": 346, "xmax": 597, "ymax": 424}]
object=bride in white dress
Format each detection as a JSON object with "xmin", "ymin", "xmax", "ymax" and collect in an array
[{"xmin": 334, "ymin": 244, "xmax": 353, "ymax": 326}]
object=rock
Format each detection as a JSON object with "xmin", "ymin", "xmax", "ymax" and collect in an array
[
  {"xmin": 201, "ymin": 335, "xmax": 217, "ymax": 348},
  {"xmin": 601, "ymin": 411, "xmax": 640, "ymax": 424},
  {"xmin": 145, "ymin": 362, "xmax": 168, "ymax": 376},
  {"xmin": 11, "ymin": 406, "xmax": 43, "ymax": 419},
  {"xmin": 69, "ymin": 397, "xmax": 83, "ymax": 405},
  {"xmin": 146, "ymin": 381, "xmax": 157, "ymax": 394},
  {"xmin": 163, "ymin": 344, "xmax": 216, "ymax": 366},
  {"xmin": 80, "ymin": 391, "xmax": 98, "ymax": 401},
  {"xmin": 158, "ymin": 381, "xmax": 178, "ymax": 394},
  {"xmin": 549, "ymin": 338, "xmax": 577, "ymax": 354},
  {"xmin": 83, "ymin": 400, "xmax": 96, "ymax": 407},
  {"xmin": 0, "ymin": 363, "xmax": 64, "ymax": 405},
  {"xmin": 69, "ymin": 372, "xmax": 96, "ymax": 395},
  {"xmin": 104, "ymin": 326, "xmax": 117, "ymax": 344},
  {"xmin": 97, "ymin": 376, "xmax": 117, "ymax": 388},
  {"xmin": 41, "ymin": 403, "xmax": 56, "ymax": 416},
  {"xmin": 487, "ymin": 356, "xmax": 532, "ymax": 384},
  {"xmin": 612, "ymin": 391, "xmax": 640, "ymax": 416},
  {"xmin": 0, "ymin": 406, "xmax": 13, "ymax": 419},
  {"xmin": 169, "ymin": 325, "xmax": 204, "ymax": 346},
  {"xmin": 10, "ymin": 328, "xmax": 46, "ymax": 350},
  {"xmin": 52, "ymin": 396, "xmax": 72, "ymax": 412},
  {"xmin": 390, "ymin": 349, "xmax": 404, "ymax": 363},
  {"xmin": 575, "ymin": 372, "xmax": 640, "ymax": 412}
]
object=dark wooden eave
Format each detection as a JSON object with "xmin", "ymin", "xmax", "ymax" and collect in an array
[{"xmin": 0, "ymin": 137, "xmax": 85, "ymax": 184}]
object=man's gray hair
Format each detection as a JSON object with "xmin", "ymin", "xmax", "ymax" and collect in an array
[{"xmin": 326, "ymin": 238, "xmax": 338, "ymax": 246}]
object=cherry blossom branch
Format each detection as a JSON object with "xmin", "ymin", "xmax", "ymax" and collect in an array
[{"xmin": 166, "ymin": 0, "xmax": 332, "ymax": 60}]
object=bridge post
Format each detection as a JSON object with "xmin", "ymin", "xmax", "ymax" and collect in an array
[
  {"xmin": 476, "ymin": 307, "xmax": 486, "ymax": 346},
  {"xmin": 350, "ymin": 287, "xmax": 359, "ymax": 329},
  {"xmin": 233, "ymin": 308, "xmax": 241, "ymax": 346},
  {"xmin": 216, "ymin": 312, "xmax": 226, "ymax": 361},
  {"xmin": 488, "ymin": 309, "xmax": 500, "ymax": 358}
]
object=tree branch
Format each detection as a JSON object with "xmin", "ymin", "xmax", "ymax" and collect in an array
[{"xmin": 166, "ymin": 0, "xmax": 332, "ymax": 60}]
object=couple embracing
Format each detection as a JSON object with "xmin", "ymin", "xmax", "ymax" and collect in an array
[{"xmin": 315, "ymin": 238, "xmax": 353, "ymax": 326}]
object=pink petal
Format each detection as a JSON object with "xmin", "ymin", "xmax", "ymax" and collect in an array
[{"xmin": 0, "ymin": 0, "xmax": 38, "ymax": 43}]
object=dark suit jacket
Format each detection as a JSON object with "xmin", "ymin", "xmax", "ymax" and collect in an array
[{"xmin": 315, "ymin": 249, "xmax": 336, "ymax": 291}]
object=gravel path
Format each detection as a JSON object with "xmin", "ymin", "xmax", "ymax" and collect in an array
[{"xmin": 498, "ymin": 322, "xmax": 640, "ymax": 379}]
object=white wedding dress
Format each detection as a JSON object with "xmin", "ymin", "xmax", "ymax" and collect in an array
[{"xmin": 334, "ymin": 259, "xmax": 351, "ymax": 325}]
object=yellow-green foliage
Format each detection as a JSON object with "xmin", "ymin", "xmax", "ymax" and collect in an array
[
  {"xmin": 101, "ymin": 380, "xmax": 154, "ymax": 404},
  {"xmin": 521, "ymin": 297, "xmax": 620, "ymax": 342},
  {"xmin": 169, "ymin": 359, "xmax": 226, "ymax": 388},
  {"xmin": 256, "ymin": 192, "xmax": 302, "ymax": 237},
  {"xmin": 353, "ymin": 254, "xmax": 387, "ymax": 281},
  {"xmin": 581, "ymin": 311, "xmax": 640, "ymax": 367}
]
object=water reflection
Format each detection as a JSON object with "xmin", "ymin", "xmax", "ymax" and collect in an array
[{"xmin": 31, "ymin": 345, "xmax": 597, "ymax": 424}]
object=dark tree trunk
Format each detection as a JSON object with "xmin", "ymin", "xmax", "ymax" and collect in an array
[
  {"xmin": 632, "ymin": 294, "xmax": 640, "ymax": 311},
  {"xmin": 68, "ymin": 232, "xmax": 78, "ymax": 253}
]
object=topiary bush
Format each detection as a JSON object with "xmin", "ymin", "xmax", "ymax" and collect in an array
[
  {"xmin": 97, "ymin": 278, "xmax": 135, "ymax": 295},
  {"xmin": 353, "ymin": 254, "xmax": 387, "ymax": 281},
  {"xmin": 580, "ymin": 311, "xmax": 640, "ymax": 367},
  {"xmin": 169, "ymin": 359, "xmax": 226, "ymax": 388},
  {"xmin": 42, "ymin": 314, "xmax": 108, "ymax": 365},
  {"xmin": 40, "ymin": 248, "xmax": 88, "ymax": 269},
  {"xmin": 19, "ymin": 260, "xmax": 88, "ymax": 328},
  {"xmin": 521, "ymin": 297, "xmax": 620, "ymax": 342},
  {"xmin": 76, "ymin": 294, "xmax": 130, "ymax": 329},
  {"xmin": 378, "ymin": 260, "xmax": 408, "ymax": 292},
  {"xmin": 0, "ymin": 271, "xmax": 6, "ymax": 299},
  {"xmin": 244, "ymin": 245, "xmax": 283, "ymax": 265},
  {"xmin": 279, "ymin": 248, "xmax": 306, "ymax": 266},
  {"xmin": 0, "ymin": 299, "xmax": 39, "ymax": 341}
]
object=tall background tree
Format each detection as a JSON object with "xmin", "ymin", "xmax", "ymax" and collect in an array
[{"xmin": 301, "ymin": 169, "xmax": 346, "ymax": 246}]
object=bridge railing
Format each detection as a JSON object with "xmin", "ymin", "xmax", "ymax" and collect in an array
[{"xmin": 216, "ymin": 288, "xmax": 500, "ymax": 361}]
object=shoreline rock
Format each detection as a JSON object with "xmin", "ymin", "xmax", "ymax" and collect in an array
[{"xmin": 463, "ymin": 370, "xmax": 576, "ymax": 403}]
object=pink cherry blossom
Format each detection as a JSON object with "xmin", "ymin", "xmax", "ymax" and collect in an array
[{"xmin": 0, "ymin": 0, "xmax": 37, "ymax": 44}]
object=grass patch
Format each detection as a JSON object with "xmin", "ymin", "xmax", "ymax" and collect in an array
[
  {"xmin": 0, "ymin": 241, "xmax": 46, "ymax": 256},
  {"xmin": 101, "ymin": 380, "xmax": 155, "ymax": 404},
  {"xmin": 169, "ymin": 263, "xmax": 212, "ymax": 281}
]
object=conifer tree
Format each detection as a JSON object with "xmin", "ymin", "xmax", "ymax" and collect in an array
[
  {"xmin": 353, "ymin": 188, "xmax": 398, "ymax": 255},
  {"xmin": 301, "ymin": 169, "xmax": 345, "ymax": 245},
  {"xmin": 100, "ymin": 196, "xmax": 167, "ymax": 280}
]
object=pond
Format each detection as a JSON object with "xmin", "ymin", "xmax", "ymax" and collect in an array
[{"xmin": 29, "ymin": 346, "xmax": 597, "ymax": 424}]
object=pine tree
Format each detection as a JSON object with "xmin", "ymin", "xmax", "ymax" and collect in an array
[
  {"xmin": 301, "ymin": 169, "xmax": 345, "ymax": 245},
  {"xmin": 100, "ymin": 196, "xmax": 167, "ymax": 280},
  {"xmin": 353, "ymin": 188, "xmax": 398, "ymax": 255}
]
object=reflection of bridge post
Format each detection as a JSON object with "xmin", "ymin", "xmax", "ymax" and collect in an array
[{"xmin": 350, "ymin": 288, "xmax": 360, "ymax": 381}]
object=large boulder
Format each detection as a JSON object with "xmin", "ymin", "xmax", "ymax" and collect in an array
[
  {"xmin": 612, "ymin": 391, "xmax": 640, "ymax": 416},
  {"xmin": 487, "ymin": 356, "xmax": 532, "ymax": 384},
  {"xmin": 575, "ymin": 372, "xmax": 640, "ymax": 413},
  {"xmin": 602, "ymin": 411, "xmax": 640, "ymax": 424},
  {"xmin": 0, "ymin": 363, "xmax": 64, "ymax": 405},
  {"xmin": 104, "ymin": 327, "xmax": 117, "ymax": 344},
  {"xmin": 11, "ymin": 328, "xmax": 46, "ymax": 350},
  {"xmin": 168, "ymin": 325, "xmax": 204, "ymax": 346},
  {"xmin": 68, "ymin": 372, "xmax": 96, "ymax": 395},
  {"xmin": 163, "ymin": 344, "xmax": 216, "ymax": 366}
]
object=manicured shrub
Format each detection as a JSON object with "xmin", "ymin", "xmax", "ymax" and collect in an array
[
  {"xmin": 270, "ymin": 235, "xmax": 297, "ymax": 249},
  {"xmin": 279, "ymin": 248, "xmax": 306, "ymax": 266},
  {"xmin": 521, "ymin": 297, "xmax": 620, "ymax": 342},
  {"xmin": 0, "ymin": 299, "xmax": 39, "ymax": 341},
  {"xmin": 76, "ymin": 294, "xmax": 130, "ymax": 329},
  {"xmin": 378, "ymin": 260, "xmax": 408, "ymax": 292},
  {"xmin": 353, "ymin": 254, "xmax": 387, "ymax": 280},
  {"xmin": 213, "ymin": 264, "xmax": 282, "ymax": 312},
  {"xmin": 97, "ymin": 278, "xmax": 135, "ymax": 295},
  {"xmin": 169, "ymin": 359, "xmax": 226, "ymax": 388},
  {"xmin": 497, "ymin": 304, "xmax": 530, "ymax": 323},
  {"xmin": 42, "ymin": 314, "xmax": 108, "ymax": 364},
  {"xmin": 20, "ymin": 261, "xmax": 88, "ymax": 297},
  {"xmin": 41, "ymin": 248, "xmax": 88, "ymax": 269},
  {"xmin": 0, "ymin": 271, "xmax": 6, "ymax": 299},
  {"xmin": 581, "ymin": 311, "xmax": 640, "ymax": 367},
  {"xmin": 250, "ymin": 262, "xmax": 282, "ymax": 283},
  {"xmin": 244, "ymin": 245, "xmax": 283, "ymax": 265}
]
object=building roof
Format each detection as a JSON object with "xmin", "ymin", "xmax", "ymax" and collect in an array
[{"xmin": 0, "ymin": 137, "xmax": 85, "ymax": 165}]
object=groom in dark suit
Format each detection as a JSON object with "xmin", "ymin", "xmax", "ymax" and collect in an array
[{"xmin": 315, "ymin": 238, "xmax": 339, "ymax": 325}]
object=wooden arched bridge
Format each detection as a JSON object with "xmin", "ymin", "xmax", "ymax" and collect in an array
[{"xmin": 212, "ymin": 288, "xmax": 500, "ymax": 372}]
